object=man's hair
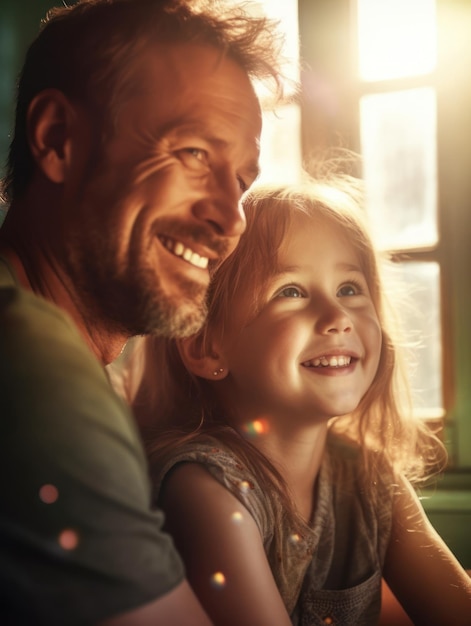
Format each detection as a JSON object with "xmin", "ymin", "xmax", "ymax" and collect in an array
[{"xmin": 2, "ymin": 0, "xmax": 285, "ymax": 203}]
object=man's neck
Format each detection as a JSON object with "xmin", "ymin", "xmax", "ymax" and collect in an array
[{"xmin": 0, "ymin": 245, "xmax": 127, "ymax": 365}]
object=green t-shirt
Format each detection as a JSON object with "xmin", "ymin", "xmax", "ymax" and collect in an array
[{"xmin": 0, "ymin": 259, "xmax": 184, "ymax": 624}]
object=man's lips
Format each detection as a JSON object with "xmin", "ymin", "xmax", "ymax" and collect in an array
[{"xmin": 158, "ymin": 234, "xmax": 210, "ymax": 269}]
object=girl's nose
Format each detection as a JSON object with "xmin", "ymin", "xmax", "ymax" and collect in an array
[{"xmin": 315, "ymin": 300, "xmax": 353, "ymax": 335}]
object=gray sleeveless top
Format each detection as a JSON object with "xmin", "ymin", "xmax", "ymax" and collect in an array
[{"xmin": 153, "ymin": 433, "xmax": 395, "ymax": 625}]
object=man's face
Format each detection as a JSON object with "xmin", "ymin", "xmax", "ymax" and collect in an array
[{"xmin": 62, "ymin": 44, "xmax": 262, "ymax": 338}]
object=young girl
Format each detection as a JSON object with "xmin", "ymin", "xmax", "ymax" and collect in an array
[{"xmin": 128, "ymin": 175, "xmax": 471, "ymax": 625}]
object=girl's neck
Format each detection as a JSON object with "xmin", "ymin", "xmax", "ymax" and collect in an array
[{"xmin": 248, "ymin": 421, "xmax": 329, "ymax": 523}]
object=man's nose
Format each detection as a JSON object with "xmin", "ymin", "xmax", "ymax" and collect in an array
[{"xmin": 191, "ymin": 164, "xmax": 247, "ymax": 238}]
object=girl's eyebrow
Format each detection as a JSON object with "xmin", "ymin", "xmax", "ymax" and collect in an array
[
  {"xmin": 275, "ymin": 265, "xmax": 301, "ymax": 274},
  {"xmin": 339, "ymin": 262, "xmax": 364, "ymax": 273},
  {"xmin": 276, "ymin": 263, "xmax": 363, "ymax": 273}
]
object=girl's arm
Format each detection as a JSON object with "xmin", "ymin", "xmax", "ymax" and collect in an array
[
  {"xmin": 160, "ymin": 462, "xmax": 293, "ymax": 626},
  {"xmin": 383, "ymin": 475, "xmax": 471, "ymax": 625}
]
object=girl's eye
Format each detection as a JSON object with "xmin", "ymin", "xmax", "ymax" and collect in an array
[
  {"xmin": 276, "ymin": 285, "xmax": 305, "ymax": 299},
  {"xmin": 337, "ymin": 282, "xmax": 362, "ymax": 297}
]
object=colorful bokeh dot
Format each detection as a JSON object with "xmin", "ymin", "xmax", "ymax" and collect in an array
[
  {"xmin": 58, "ymin": 528, "xmax": 79, "ymax": 551},
  {"xmin": 210, "ymin": 571, "xmax": 226, "ymax": 589},
  {"xmin": 242, "ymin": 418, "xmax": 269, "ymax": 439},
  {"xmin": 39, "ymin": 484, "xmax": 59, "ymax": 504}
]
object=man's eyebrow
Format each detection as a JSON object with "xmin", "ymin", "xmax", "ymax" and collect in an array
[{"xmin": 171, "ymin": 123, "xmax": 229, "ymax": 147}]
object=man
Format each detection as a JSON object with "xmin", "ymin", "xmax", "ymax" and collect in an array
[{"xmin": 0, "ymin": 0, "xmax": 283, "ymax": 623}]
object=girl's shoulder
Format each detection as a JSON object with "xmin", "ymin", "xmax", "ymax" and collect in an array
[{"xmin": 152, "ymin": 430, "xmax": 274, "ymax": 539}]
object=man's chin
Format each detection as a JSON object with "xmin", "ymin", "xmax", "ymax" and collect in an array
[{"xmin": 148, "ymin": 299, "xmax": 208, "ymax": 339}]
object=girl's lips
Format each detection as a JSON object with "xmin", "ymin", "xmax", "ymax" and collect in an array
[{"xmin": 301, "ymin": 357, "xmax": 358, "ymax": 376}]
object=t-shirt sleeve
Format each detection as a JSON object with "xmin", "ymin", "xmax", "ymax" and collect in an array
[{"xmin": 0, "ymin": 286, "xmax": 184, "ymax": 625}]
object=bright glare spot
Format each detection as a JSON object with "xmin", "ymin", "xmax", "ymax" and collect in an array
[
  {"xmin": 289, "ymin": 533, "xmax": 301, "ymax": 544},
  {"xmin": 231, "ymin": 511, "xmax": 244, "ymax": 524},
  {"xmin": 210, "ymin": 571, "xmax": 226, "ymax": 589},
  {"xmin": 39, "ymin": 484, "xmax": 59, "ymax": 504},
  {"xmin": 58, "ymin": 529, "xmax": 79, "ymax": 551},
  {"xmin": 357, "ymin": 0, "xmax": 437, "ymax": 81},
  {"xmin": 239, "ymin": 480, "xmax": 253, "ymax": 494}
]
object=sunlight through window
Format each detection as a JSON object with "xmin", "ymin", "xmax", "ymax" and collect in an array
[{"xmin": 357, "ymin": 0, "xmax": 437, "ymax": 81}]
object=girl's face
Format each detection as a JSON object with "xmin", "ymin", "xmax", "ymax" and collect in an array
[{"xmin": 216, "ymin": 211, "xmax": 382, "ymax": 430}]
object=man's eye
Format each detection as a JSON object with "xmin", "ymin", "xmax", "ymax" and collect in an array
[
  {"xmin": 276, "ymin": 286, "xmax": 305, "ymax": 299},
  {"xmin": 178, "ymin": 148, "xmax": 209, "ymax": 170},
  {"xmin": 237, "ymin": 175, "xmax": 248, "ymax": 193}
]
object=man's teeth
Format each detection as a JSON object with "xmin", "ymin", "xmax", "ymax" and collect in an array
[
  {"xmin": 160, "ymin": 237, "xmax": 209, "ymax": 269},
  {"xmin": 305, "ymin": 356, "xmax": 352, "ymax": 368}
]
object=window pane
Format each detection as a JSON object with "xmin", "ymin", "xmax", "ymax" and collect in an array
[
  {"xmin": 231, "ymin": 0, "xmax": 301, "ymax": 184},
  {"xmin": 384, "ymin": 261, "xmax": 443, "ymax": 416},
  {"xmin": 357, "ymin": 0, "xmax": 437, "ymax": 81},
  {"xmin": 257, "ymin": 104, "xmax": 302, "ymax": 185},
  {"xmin": 360, "ymin": 88, "xmax": 437, "ymax": 250}
]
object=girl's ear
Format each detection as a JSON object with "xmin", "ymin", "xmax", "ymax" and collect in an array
[
  {"xmin": 27, "ymin": 88, "xmax": 78, "ymax": 184},
  {"xmin": 177, "ymin": 334, "xmax": 228, "ymax": 381}
]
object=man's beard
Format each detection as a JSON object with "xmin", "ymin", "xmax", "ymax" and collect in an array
[
  {"xmin": 65, "ymin": 230, "xmax": 209, "ymax": 340},
  {"xmin": 130, "ymin": 267, "xmax": 209, "ymax": 339}
]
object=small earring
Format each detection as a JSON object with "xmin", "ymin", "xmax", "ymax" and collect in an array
[{"xmin": 213, "ymin": 367, "xmax": 224, "ymax": 376}]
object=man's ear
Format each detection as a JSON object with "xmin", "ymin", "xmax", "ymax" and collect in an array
[
  {"xmin": 178, "ymin": 334, "xmax": 229, "ymax": 381},
  {"xmin": 27, "ymin": 88, "xmax": 77, "ymax": 184}
]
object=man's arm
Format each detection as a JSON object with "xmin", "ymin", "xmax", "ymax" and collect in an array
[{"xmin": 100, "ymin": 580, "xmax": 213, "ymax": 626}]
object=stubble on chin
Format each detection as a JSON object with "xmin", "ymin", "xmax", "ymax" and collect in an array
[
  {"xmin": 125, "ymin": 270, "xmax": 209, "ymax": 339},
  {"xmin": 150, "ymin": 298, "xmax": 208, "ymax": 339},
  {"xmin": 67, "ymin": 229, "xmax": 210, "ymax": 339}
]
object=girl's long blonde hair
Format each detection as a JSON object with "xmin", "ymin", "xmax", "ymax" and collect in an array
[{"xmin": 125, "ymin": 171, "xmax": 446, "ymax": 521}]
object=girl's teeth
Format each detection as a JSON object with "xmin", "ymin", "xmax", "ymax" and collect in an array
[{"xmin": 307, "ymin": 356, "xmax": 352, "ymax": 368}]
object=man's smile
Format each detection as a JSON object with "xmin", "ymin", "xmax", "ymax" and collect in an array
[{"xmin": 158, "ymin": 234, "xmax": 209, "ymax": 269}]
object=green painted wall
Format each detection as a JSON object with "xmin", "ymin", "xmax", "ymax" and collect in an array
[{"xmin": 0, "ymin": 0, "xmax": 58, "ymax": 179}]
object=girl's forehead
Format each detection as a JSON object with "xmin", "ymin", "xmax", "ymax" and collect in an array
[{"xmin": 281, "ymin": 209, "xmax": 353, "ymax": 251}]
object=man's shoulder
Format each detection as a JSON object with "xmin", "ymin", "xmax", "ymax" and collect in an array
[
  {"xmin": 0, "ymin": 258, "xmax": 120, "ymax": 436},
  {"xmin": 0, "ymin": 259, "xmax": 79, "ymax": 342}
]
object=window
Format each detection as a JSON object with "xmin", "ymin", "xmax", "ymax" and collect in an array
[
  {"xmin": 229, "ymin": 0, "xmax": 302, "ymax": 186},
  {"xmin": 299, "ymin": 0, "xmax": 471, "ymax": 567},
  {"xmin": 357, "ymin": 0, "xmax": 443, "ymax": 419}
]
